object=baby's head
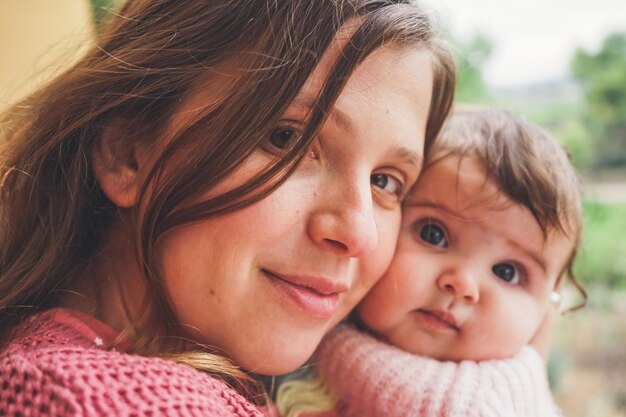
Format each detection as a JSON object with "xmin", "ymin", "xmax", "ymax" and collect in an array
[{"xmin": 357, "ymin": 108, "xmax": 583, "ymax": 361}]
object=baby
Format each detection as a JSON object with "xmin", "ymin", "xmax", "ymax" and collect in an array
[{"xmin": 277, "ymin": 108, "xmax": 584, "ymax": 417}]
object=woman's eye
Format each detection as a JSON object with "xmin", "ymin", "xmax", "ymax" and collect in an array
[
  {"xmin": 270, "ymin": 128, "xmax": 296, "ymax": 149},
  {"xmin": 492, "ymin": 262, "xmax": 520, "ymax": 284},
  {"xmin": 371, "ymin": 173, "xmax": 403, "ymax": 198},
  {"xmin": 417, "ymin": 221, "xmax": 448, "ymax": 248},
  {"xmin": 261, "ymin": 127, "xmax": 302, "ymax": 155}
]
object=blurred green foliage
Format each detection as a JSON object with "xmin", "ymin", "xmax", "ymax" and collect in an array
[
  {"xmin": 574, "ymin": 201, "xmax": 626, "ymax": 289},
  {"xmin": 89, "ymin": 0, "xmax": 124, "ymax": 32},
  {"xmin": 453, "ymin": 35, "xmax": 493, "ymax": 103},
  {"xmin": 551, "ymin": 115, "xmax": 595, "ymax": 171},
  {"xmin": 572, "ymin": 32, "xmax": 626, "ymax": 168}
]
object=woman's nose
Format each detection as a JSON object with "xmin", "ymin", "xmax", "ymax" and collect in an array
[
  {"xmin": 307, "ymin": 177, "xmax": 378, "ymax": 258},
  {"xmin": 437, "ymin": 268, "xmax": 480, "ymax": 304}
]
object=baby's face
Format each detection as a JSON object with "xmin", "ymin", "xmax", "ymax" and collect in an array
[{"xmin": 357, "ymin": 155, "xmax": 574, "ymax": 361}]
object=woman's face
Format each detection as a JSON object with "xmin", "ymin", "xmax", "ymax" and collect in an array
[{"xmin": 158, "ymin": 44, "xmax": 434, "ymax": 374}]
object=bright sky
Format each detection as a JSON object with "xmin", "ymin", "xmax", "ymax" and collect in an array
[{"xmin": 422, "ymin": 0, "xmax": 626, "ymax": 89}]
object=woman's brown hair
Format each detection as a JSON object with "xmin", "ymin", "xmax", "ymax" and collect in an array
[{"xmin": 0, "ymin": 0, "xmax": 455, "ymax": 396}]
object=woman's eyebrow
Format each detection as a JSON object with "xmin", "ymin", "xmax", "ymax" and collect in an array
[
  {"xmin": 291, "ymin": 94, "xmax": 317, "ymax": 110},
  {"xmin": 391, "ymin": 147, "xmax": 423, "ymax": 172},
  {"xmin": 292, "ymin": 94, "xmax": 422, "ymax": 171},
  {"xmin": 329, "ymin": 107, "xmax": 358, "ymax": 137},
  {"xmin": 330, "ymin": 108, "xmax": 423, "ymax": 172},
  {"xmin": 290, "ymin": 94, "xmax": 357, "ymax": 135}
]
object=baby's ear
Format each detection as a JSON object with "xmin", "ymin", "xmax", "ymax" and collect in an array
[{"xmin": 92, "ymin": 118, "xmax": 142, "ymax": 208}]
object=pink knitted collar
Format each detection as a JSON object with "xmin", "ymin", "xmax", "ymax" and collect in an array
[{"xmin": 31, "ymin": 308, "xmax": 133, "ymax": 351}]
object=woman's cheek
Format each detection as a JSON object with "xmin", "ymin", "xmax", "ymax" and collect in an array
[
  {"xmin": 372, "ymin": 208, "xmax": 403, "ymax": 277},
  {"xmin": 331, "ymin": 208, "xmax": 402, "ymax": 325}
]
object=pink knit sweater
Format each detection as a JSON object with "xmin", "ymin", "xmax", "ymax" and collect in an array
[
  {"xmin": 0, "ymin": 308, "xmax": 264, "ymax": 416},
  {"xmin": 314, "ymin": 326, "xmax": 561, "ymax": 417}
]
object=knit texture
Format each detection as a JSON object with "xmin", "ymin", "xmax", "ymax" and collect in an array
[
  {"xmin": 315, "ymin": 325, "xmax": 562, "ymax": 417},
  {"xmin": 0, "ymin": 309, "xmax": 264, "ymax": 417}
]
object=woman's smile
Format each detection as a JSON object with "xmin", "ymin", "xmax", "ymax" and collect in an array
[{"xmin": 262, "ymin": 269, "xmax": 348, "ymax": 319}]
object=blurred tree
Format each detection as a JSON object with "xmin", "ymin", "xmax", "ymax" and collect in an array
[
  {"xmin": 571, "ymin": 32, "xmax": 626, "ymax": 168},
  {"xmin": 554, "ymin": 118, "xmax": 594, "ymax": 170},
  {"xmin": 89, "ymin": 0, "xmax": 124, "ymax": 33},
  {"xmin": 574, "ymin": 201, "xmax": 626, "ymax": 289},
  {"xmin": 454, "ymin": 34, "xmax": 493, "ymax": 103}
]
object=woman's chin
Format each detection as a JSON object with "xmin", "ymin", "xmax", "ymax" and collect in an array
[{"xmin": 237, "ymin": 343, "xmax": 318, "ymax": 376}]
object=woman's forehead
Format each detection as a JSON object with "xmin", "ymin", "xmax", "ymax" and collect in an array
[{"xmin": 161, "ymin": 21, "xmax": 364, "ymax": 140}]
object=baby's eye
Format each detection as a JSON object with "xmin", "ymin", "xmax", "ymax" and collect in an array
[
  {"xmin": 371, "ymin": 173, "xmax": 403, "ymax": 198},
  {"xmin": 416, "ymin": 221, "xmax": 448, "ymax": 248},
  {"xmin": 492, "ymin": 262, "xmax": 520, "ymax": 284},
  {"xmin": 261, "ymin": 127, "xmax": 302, "ymax": 155}
]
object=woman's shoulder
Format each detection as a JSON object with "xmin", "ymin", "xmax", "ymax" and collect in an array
[{"xmin": 1, "ymin": 309, "xmax": 263, "ymax": 416}]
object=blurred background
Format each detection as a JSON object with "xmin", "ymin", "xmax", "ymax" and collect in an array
[{"xmin": 1, "ymin": 1, "xmax": 625, "ymax": 416}]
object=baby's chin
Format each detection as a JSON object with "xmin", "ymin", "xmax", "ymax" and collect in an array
[
  {"xmin": 388, "ymin": 336, "xmax": 525, "ymax": 363},
  {"xmin": 409, "ymin": 348, "xmax": 523, "ymax": 363}
]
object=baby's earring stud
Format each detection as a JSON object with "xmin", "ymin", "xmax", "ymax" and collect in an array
[{"xmin": 549, "ymin": 291, "xmax": 562, "ymax": 306}]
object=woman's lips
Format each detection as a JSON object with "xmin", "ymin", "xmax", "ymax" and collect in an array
[
  {"xmin": 415, "ymin": 309, "xmax": 460, "ymax": 332},
  {"xmin": 262, "ymin": 269, "xmax": 346, "ymax": 319}
]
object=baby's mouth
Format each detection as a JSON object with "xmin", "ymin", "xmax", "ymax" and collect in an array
[{"xmin": 416, "ymin": 308, "xmax": 460, "ymax": 331}]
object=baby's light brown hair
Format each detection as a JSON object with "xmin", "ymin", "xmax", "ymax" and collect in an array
[{"xmin": 425, "ymin": 107, "xmax": 585, "ymax": 305}]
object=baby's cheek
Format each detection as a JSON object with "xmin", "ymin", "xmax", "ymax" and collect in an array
[{"xmin": 516, "ymin": 300, "xmax": 548, "ymax": 347}]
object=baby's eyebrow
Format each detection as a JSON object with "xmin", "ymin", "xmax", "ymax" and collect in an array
[
  {"xmin": 402, "ymin": 200, "xmax": 469, "ymax": 222},
  {"xmin": 402, "ymin": 201, "xmax": 550, "ymax": 273},
  {"xmin": 506, "ymin": 237, "xmax": 547, "ymax": 274},
  {"xmin": 403, "ymin": 200, "xmax": 433, "ymax": 209}
]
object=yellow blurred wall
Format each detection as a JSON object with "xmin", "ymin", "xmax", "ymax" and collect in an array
[{"xmin": 0, "ymin": 0, "xmax": 93, "ymax": 110}]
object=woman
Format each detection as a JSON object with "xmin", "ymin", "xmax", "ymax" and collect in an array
[{"xmin": 0, "ymin": 0, "xmax": 455, "ymax": 415}]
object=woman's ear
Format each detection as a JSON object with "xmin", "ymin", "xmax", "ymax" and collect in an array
[{"xmin": 92, "ymin": 119, "xmax": 142, "ymax": 208}]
